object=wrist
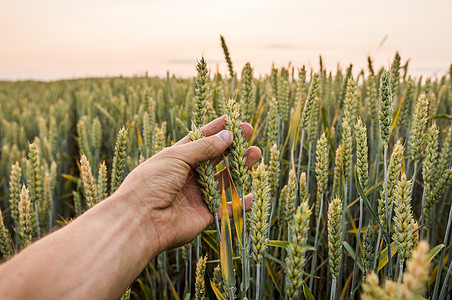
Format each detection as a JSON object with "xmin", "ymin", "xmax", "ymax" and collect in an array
[{"xmin": 107, "ymin": 189, "xmax": 162, "ymax": 258}]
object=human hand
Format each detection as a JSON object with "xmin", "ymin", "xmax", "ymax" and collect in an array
[{"xmin": 116, "ymin": 116, "xmax": 261, "ymax": 253}]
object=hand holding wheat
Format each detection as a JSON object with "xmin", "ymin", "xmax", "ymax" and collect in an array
[{"xmin": 118, "ymin": 115, "xmax": 261, "ymax": 250}]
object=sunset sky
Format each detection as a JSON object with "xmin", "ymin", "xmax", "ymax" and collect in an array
[{"xmin": 1, "ymin": 0, "xmax": 451, "ymax": 80}]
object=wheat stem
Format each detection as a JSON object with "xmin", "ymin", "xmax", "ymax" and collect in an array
[
  {"xmin": 296, "ymin": 130, "xmax": 305, "ymax": 180},
  {"xmin": 309, "ymin": 193, "xmax": 323, "ymax": 292},
  {"xmin": 331, "ymin": 278, "xmax": 337, "ymax": 300},
  {"xmin": 384, "ymin": 146, "xmax": 393, "ymax": 280}
]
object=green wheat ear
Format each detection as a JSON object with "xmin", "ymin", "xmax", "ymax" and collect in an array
[
  {"xmin": 277, "ymin": 77, "xmax": 290, "ymax": 122},
  {"xmin": 422, "ymin": 123, "xmax": 439, "ymax": 194},
  {"xmin": 268, "ymin": 144, "xmax": 281, "ymax": 198},
  {"xmin": 154, "ymin": 122, "xmax": 167, "ymax": 154},
  {"xmin": 367, "ymin": 56, "xmax": 375, "ymax": 75},
  {"xmin": 91, "ymin": 117, "xmax": 102, "ymax": 154},
  {"xmin": 73, "ymin": 190, "xmax": 82, "ymax": 218},
  {"xmin": 220, "ymin": 35, "xmax": 234, "ymax": 80},
  {"xmin": 299, "ymin": 171, "xmax": 308, "ymax": 202},
  {"xmin": 392, "ymin": 173, "xmax": 414, "ymax": 263},
  {"xmin": 250, "ymin": 163, "xmax": 271, "ymax": 262},
  {"xmin": 77, "ymin": 116, "xmax": 91, "ymax": 159},
  {"xmin": 277, "ymin": 185, "xmax": 288, "ymax": 230},
  {"xmin": 19, "ymin": 185, "xmax": 33, "ymax": 247},
  {"xmin": 213, "ymin": 264, "xmax": 225, "ymax": 295},
  {"xmin": 316, "ymin": 133, "xmax": 329, "ymax": 198},
  {"xmin": 437, "ymin": 126, "xmax": 452, "ymax": 176},
  {"xmin": 270, "ymin": 67, "xmax": 278, "ymax": 97},
  {"xmin": 390, "ymin": 52, "xmax": 401, "ymax": 97},
  {"xmin": 0, "ymin": 210, "xmax": 13, "ymax": 257},
  {"xmin": 343, "ymin": 78, "xmax": 358, "ymax": 125},
  {"xmin": 225, "ymin": 98, "xmax": 249, "ymax": 190},
  {"xmin": 332, "ymin": 144, "xmax": 343, "ymax": 197},
  {"xmin": 110, "ymin": 126, "xmax": 128, "ymax": 194},
  {"xmin": 285, "ymin": 168, "xmax": 298, "ymax": 227},
  {"xmin": 9, "ymin": 161, "xmax": 22, "ymax": 226},
  {"xmin": 367, "ymin": 75, "xmax": 379, "ymax": 141},
  {"xmin": 424, "ymin": 168, "xmax": 452, "ymax": 228},
  {"xmin": 355, "ymin": 118, "xmax": 369, "ymax": 190},
  {"xmin": 240, "ymin": 62, "xmax": 254, "ymax": 121},
  {"xmin": 308, "ymin": 95, "xmax": 320, "ymax": 143},
  {"xmin": 188, "ymin": 126, "xmax": 221, "ymax": 216},
  {"xmin": 328, "ymin": 196, "xmax": 343, "ymax": 279},
  {"xmin": 379, "ymin": 70, "xmax": 393, "ymax": 147},
  {"xmin": 285, "ymin": 199, "xmax": 312, "ymax": 299},
  {"xmin": 341, "ymin": 119, "xmax": 352, "ymax": 184},
  {"xmin": 80, "ymin": 154, "xmax": 97, "ymax": 209},
  {"xmin": 301, "ymin": 74, "xmax": 320, "ymax": 131},
  {"xmin": 378, "ymin": 140, "xmax": 404, "ymax": 225},
  {"xmin": 362, "ymin": 224, "xmax": 377, "ymax": 275},
  {"xmin": 97, "ymin": 161, "xmax": 108, "ymax": 203},
  {"xmin": 195, "ymin": 255, "xmax": 207, "ymax": 300},
  {"xmin": 407, "ymin": 94, "xmax": 429, "ymax": 162},
  {"xmin": 397, "ymin": 78, "xmax": 415, "ymax": 129},
  {"xmin": 27, "ymin": 138, "xmax": 42, "ymax": 211},
  {"xmin": 193, "ymin": 57, "xmax": 210, "ymax": 128}
]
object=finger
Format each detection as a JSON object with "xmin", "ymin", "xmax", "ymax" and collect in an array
[
  {"xmin": 175, "ymin": 116, "xmax": 254, "ymax": 146},
  {"xmin": 215, "ymin": 146, "xmax": 262, "ymax": 190},
  {"xmin": 174, "ymin": 116, "xmax": 226, "ymax": 146},
  {"xmin": 170, "ymin": 130, "xmax": 233, "ymax": 165},
  {"xmin": 217, "ymin": 193, "xmax": 253, "ymax": 220},
  {"xmin": 208, "ymin": 123, "xmax": 255, "ymax": 166}
]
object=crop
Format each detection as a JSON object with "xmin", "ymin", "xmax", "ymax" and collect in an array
[{"xmin": 0, "ymin": 37, "xmax": 451, "ymax": 299}]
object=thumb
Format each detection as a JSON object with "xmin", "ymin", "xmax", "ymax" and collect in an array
[{"xmin": 173, "ymin": 130, "xmax": 233, "ymax": 165}]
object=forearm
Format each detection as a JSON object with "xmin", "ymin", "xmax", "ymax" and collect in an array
[{"xmin": 0, "ymin": 191, "xmax": 158, "ymax": 300}]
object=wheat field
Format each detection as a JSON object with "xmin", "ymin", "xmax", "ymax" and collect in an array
[{"xmin": 0, "ymin": 36, "xmax": 451, "ymax": 299}]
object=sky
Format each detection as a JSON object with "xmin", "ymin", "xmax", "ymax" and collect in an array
[{"xmin": 0, "ymin": 0, "xmax": 451, "ymax": 81}]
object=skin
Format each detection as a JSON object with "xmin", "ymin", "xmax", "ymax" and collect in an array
[{"xmin": 0, "ymin": 116, "xmax": 261, "ymax": 299}]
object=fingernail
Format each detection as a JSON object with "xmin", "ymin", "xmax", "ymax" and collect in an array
[{"xmin": 216, "ymin": 130, "xmax": 232, "ymax": 143}]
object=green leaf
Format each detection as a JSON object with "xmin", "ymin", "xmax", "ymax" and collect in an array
[
  {"xmin": 429, "ymin": 114, "xmax": 452, "ymax": 120},
  {"xmin": 428, "ymin": 244, "xmax": 445, "ymax": 262},
  {"xmin": 305, "ymin": 245, "xmax": 317, "ymax": 252},
  {"xmin": 391, "ymin": 102, "xmax": 401, "ymax": 130},
  {"xmin": 432, "ymin": 257, "xmax": 451, "ymax": 273},
  {"xmin": 268, "ymin": 240, "xmax": 290, "ymax": 248},
  {"xmin": 137, "ymin": 278, "xmax": 153, "ymax": 300},
  {"xmin": 161, "ymin": 267, "xmax": 181, "ymax": 300},
  {"xmin": 61, "ymin": 173, "xmax": 79, "ymax": 183},
  {"xmin": 264, "ymin": 252, "xmax": 286, "ymax": 267},
  {"xmin": 265, "ymin": 259, "xmax": 281, "ymax": 295},
  {"xmin": 201, "ymin": 231, "xmax": 219, "ymax": 254},
  {"xmin": 351, "ymin": 278, "xmax": 364, "ymax": 295},
  {"xmin": 302, "ymin": 282, "xmax": 315, "ymax": 300},
  {"xmin": 377, "ymin": 242, "xmax": 397, "ymax": 272},
  {"xmin": 95, "ymin": 103, "xmax": 117, "ymax": 126},
  {"xmin": 230, "ymin": 181, "xmax": 243, "ymax": 246},
  {"xmin": 210, "ymin": 280, "xmax": 226, "ymax": 300},
  {"xmin": 342, "ymin": 241, "xmax": 364, "ymax": 272},
  {"xmin": 220, "ymin": 187, "xmax": 236, "ymax": 291}
]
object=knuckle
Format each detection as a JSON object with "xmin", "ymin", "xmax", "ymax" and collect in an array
[{"xmin": 198, "ymin": 137, "xmax": 218, "ymax": 158}]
